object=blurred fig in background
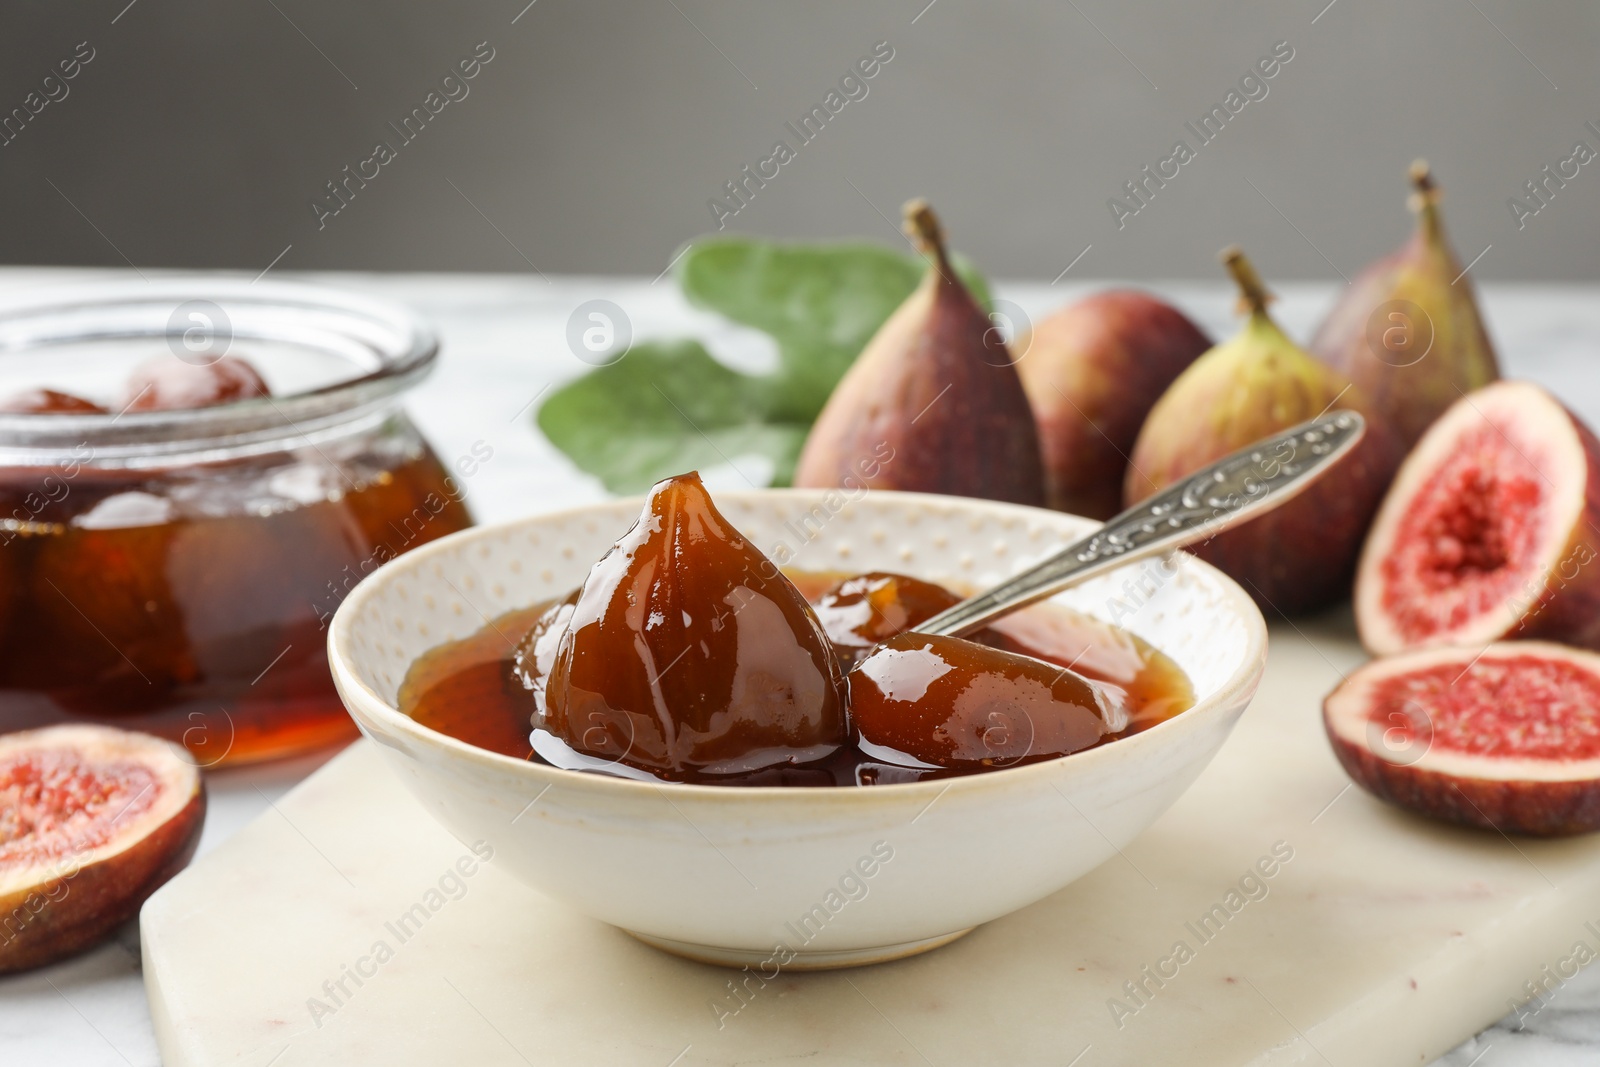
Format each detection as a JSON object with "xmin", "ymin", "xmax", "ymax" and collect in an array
[
  {"xmin": 794, "ymin": 199, "xmax": 1045, "ymax": 506},
  {"xmin": 119, "ymin": 354, "xmax": 271, "ymax": 413},
  {"xmin": 1309, "ymin": 161, "xmax": 1500, "ymax": 447},
  {"xmin": 0, "ymin": 389, "xmax": 108, "ymax": 414},
  {"xmin": 1016, "ymin": 290, "xmax": 1211, "ymax": 518},
  {"xmin": 1126, "ymin": 248, "xmax": 1401, "ymax": 616}
]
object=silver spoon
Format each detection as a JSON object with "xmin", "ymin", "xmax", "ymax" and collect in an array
[{"xmin": 913, "ymin": 409, "xmax": 1366, "ymax": 638}]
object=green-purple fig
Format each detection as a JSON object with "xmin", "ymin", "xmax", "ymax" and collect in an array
[
  {"xmin": 794, "ymin": 199, "xmax": 1045, "ymax": 505},
  {"xmin": 1016, "ymin": 291, "xmax": 1211, "ymax": 519},
  {"xmin": 1125, "ymin": 248, "xmax": 1402, "ymax": 616},
  {"xmin": 1309, "ymin": 161, "xmax": 1500, "ymax": 447}
]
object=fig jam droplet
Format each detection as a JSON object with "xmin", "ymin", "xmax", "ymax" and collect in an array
[
  {"xmin": 851, "ymin": 632, "xmax": 1123, "ymax": 772},
  {"xmin": 536, "ymin": 472, "xmax": 848, "ymax": 781}
]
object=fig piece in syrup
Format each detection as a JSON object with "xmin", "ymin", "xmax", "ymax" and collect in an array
[
  {"xmin": 510, "ymin": 590, "xmax": 578, "ymax": 709},
  {"xmin": 118, "ymin": 354, "xmax": 270, "ymax": 412},
  {"xmin": 813, "ymin": 571, "xmax": 1015, "ymax": 667},
  {"xmin": 850, "ymin": 632, "xmax": 1125, "ymax": 772},
  {"xmin": 814, "ymin": 572, "xmax": 961, "ymax": 664},
  {"xmin": 537, "ymin": 472, "xmax": 848, "ymax": 781}
]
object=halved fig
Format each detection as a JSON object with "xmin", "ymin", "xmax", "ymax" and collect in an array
[
  {"xmin": 1324, "ymin": 642, "xmax": 1600, "ymax": 836},
  {"xmin": 1355, "ymin": 381, "xmax": 1600, "ymax": 656},
  {"xmin": 0, "ymin": 725, "xmax": 205, "ymax": 972}
]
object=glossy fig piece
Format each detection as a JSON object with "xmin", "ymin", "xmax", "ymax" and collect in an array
[
  {"xmin": 510, "ymin": 590, "xmax": 579, "ymax": 708},
  {"xmin": 1125, "ymin": 248, "xmax": 1402, "ymax": 615},
  {"xmin": 1310, "ymin": 161, "xmax": 1500, "ymax": 446},
  {"xmin": 850, "ymin": 632, "xmax": 1122, "ymax": 772},
  {"xmin": 794, "ymin": 199, "xmax": 1046, "ymax": 505},
  {"xmin": 538, "ymin": 472, "xmax": 848, "ymax": 781},
  {"xmin": 1016, "ymin": 291, "xmax": 1211, "ymax": 519},
  {"xmin": 813, "ymin": 571, "xmax": 1014, "ymax": 668},
  {"xmin": 814, "ymin": 571, "xmax": 960, "ymax": 662},
  {"xmin": 0, "ymin": 389, "xmax": 108, "ymax": 415},
  {"xmin": 118, "ymin": 354, "xmax": 270, "ymax": 412}
]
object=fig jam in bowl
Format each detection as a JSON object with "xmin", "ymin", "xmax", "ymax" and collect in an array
[
  {"xmin": 0, "ymin": 278, "xmax": 473, "ymax": 764},
  {"xmin": 329, "ymin": 490, "xmax": 1267, "ymax": 969}
]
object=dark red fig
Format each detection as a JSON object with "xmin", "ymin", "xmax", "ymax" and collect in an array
[
  {"xmin": 537, "ymin": 472, "xmax": 848, "ymax": 781},
  {"xmin": 1310, "ymin": 161, "xmax": 1500, "ymax": 447},
  {"xmin": 850, "ymin": 632, "xmax": 1121, "ymax": 772},
  {"xmin": 1324, "ymin": 642, "xmax": 1600, "ymax": 836},
  {"xmin": 0, "ymin": 725, "xmax": 204, "ymax": 972},
  {"xmin": 794, "ymin": 199, "xmax": 1046, "ymax": 505},
  {"xmin": 118, "ymin": 354, "xmax": 270, "ymax": 412},
  {"xmin": 1125, "ymin": 247, "xmax": 1402, "ymax": 615},
  {"xmin": 0, "ymin": 389, "xmax": 108, "ymax": 415},
  {"xmin": 1355, "ymin": 380, "xmax": 1600, "ymax": 655},
  {"xmin": 1016, "ymin": 291, "xmax": 1211, "ymax": 519}
]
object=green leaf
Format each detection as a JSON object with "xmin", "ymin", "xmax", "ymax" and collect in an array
[
  {"xmin": 536, "ymin": 235, "xmax": 992, "ymax": 493},
  {"xmin": 536, "ymin": 340, "xmax": 809, "ymax": 494},
  {"xmin": 676, "ymin": 239, "xmax": 993, "ymax": 421},
  {"xmin": 677, "ymin": 240, "xmax": 922, "ymax": 420}
]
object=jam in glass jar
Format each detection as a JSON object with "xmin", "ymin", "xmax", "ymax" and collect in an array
[{"xmin": 0, "ymin": 279, "xmax": 473, "ymax": 764}]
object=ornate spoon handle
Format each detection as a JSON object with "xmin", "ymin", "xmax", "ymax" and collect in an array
[{"xmin": 914, "ymin": 410, "xmax": 1366, "ymax": 638}]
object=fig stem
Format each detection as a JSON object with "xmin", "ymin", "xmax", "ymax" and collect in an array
[
  {"xmin": 1409, "ymin": 159, "xmax": 1436, "ymax": 196},
  {"xmin": 1219, "ymin": 245, "xmax": 1275, "ymax": 317},
  {"xmin": 902, "ymin": 198, "xmax": 956, "ymax": 280},
  {"xmin": 1408, "ymin": 159, "xmax": 1444, "ymax": 243}
]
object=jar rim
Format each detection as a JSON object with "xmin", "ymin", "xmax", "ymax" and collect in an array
[{"xmin": 0, "ymin": 277, "xmax": 437, "ymax": 464}]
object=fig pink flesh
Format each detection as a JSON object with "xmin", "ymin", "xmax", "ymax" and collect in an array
[
  {"xmin": 0, "ymin": 755, "xmax": 162, "ymax": 867},
  {"xmin": 1378, "ymin": 421, "xmax": 1552, "ymax": 644},
  {"xmin": 1355, "ymin": 380, "xmax": 1600, "ymax": 655},
  {"xmin": 1362, "ymin": 654, "xmax": 1600, "ymax": 762},
  {"xmin": 1323, "ymin": 643, "xmax": 1600, "ymax": 835}
]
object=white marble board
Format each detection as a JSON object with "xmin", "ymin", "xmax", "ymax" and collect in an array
[{"xmin": 140, "ymin": 616, "xmax": 1600, "ymax": 1067}]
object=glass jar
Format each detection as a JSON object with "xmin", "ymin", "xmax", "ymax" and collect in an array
[{"xmin": 0, "ymin": 278, "xmax": 474, "ymax": 765}]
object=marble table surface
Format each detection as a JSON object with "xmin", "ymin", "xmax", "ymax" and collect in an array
[{"xmin": 3, "ymin": 266, "xmax": 1599, "ymax": 1066}]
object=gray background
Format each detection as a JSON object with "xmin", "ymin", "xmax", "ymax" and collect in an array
[{"xmin": 0, "ymin": 0, "xmax": 1594, "ymax": 280}]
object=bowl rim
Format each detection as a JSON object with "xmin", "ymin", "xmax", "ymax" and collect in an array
[{"xmin": 328, "ymin": 488, "xmax": 1269, "ymax": 805}]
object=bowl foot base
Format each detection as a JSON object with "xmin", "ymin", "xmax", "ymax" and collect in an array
[{"xmin": 622, "ymin": 927, "xmax": 975, "ymax": 970}]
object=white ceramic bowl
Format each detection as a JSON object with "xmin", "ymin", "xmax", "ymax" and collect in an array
[{"xmin": 329, "ymin": 490, "xmax": 1267, "ymax": 969}]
